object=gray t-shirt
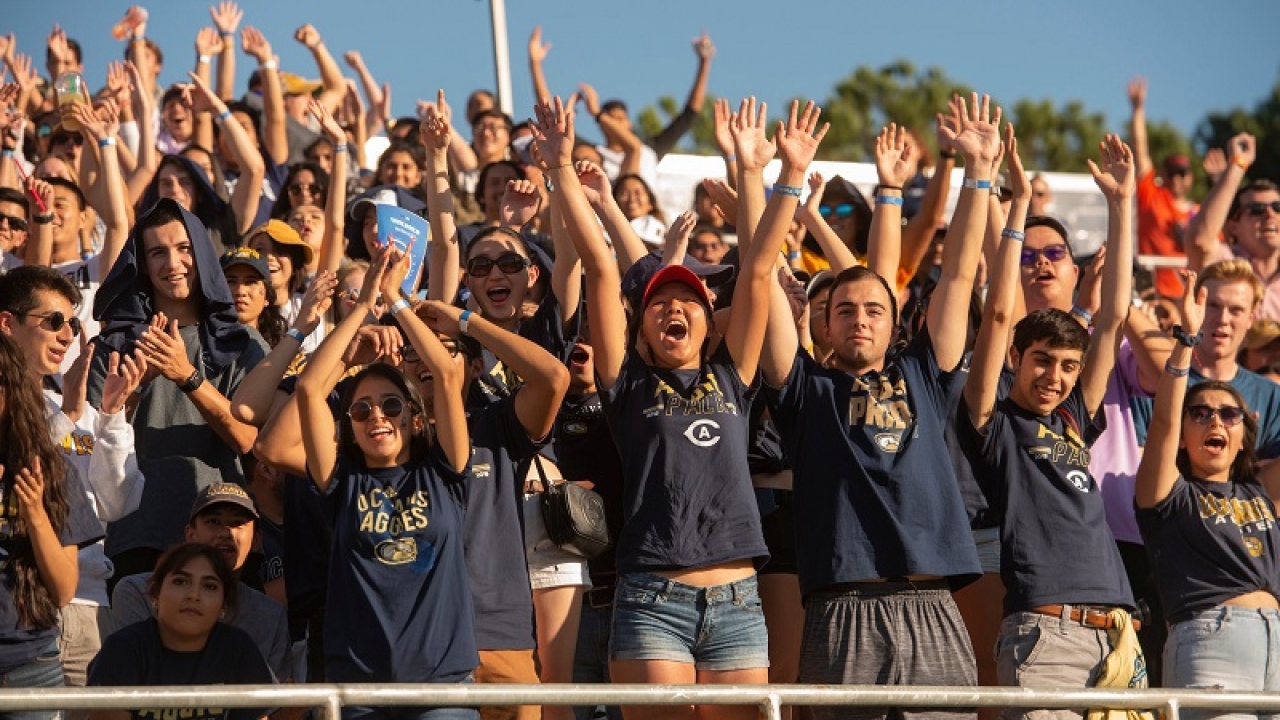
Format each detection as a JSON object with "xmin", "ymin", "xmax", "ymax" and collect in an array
[
  {"xmin": 106, "ymin": 571, "xmax": 291, "ymax": 681},
  {"xmin": 87, "ymin": 324, "xmax": 267, "ymax": 557}
]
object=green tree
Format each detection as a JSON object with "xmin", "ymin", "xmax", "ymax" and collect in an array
[{"xmin": 1195, "ymin": 74, "xmax": 1280, "ymax": 183}]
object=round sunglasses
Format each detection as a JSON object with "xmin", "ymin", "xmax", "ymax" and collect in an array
[
  {"xmin": 26, "ymin": 310, "xmax": 82, "ymax": 335},
  {"xmin": 347, "ymin": 396, "xmax": 407, "ymax": 423}
]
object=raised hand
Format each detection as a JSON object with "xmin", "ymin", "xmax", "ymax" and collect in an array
[
  {"xmin": 1075, "ymin": 245, "xmax": 1106, "ymax": 318},
  {"xmin": 1180, "ymin": 269, "xmax": 1204, "ymax": 336},
  {"xmin": 294, "ymin": 24, "xmax": 322, "ymax": 51},
  {"xmin": 418, "ymin": 101, "xmax": 451, "ymax": 156},
  {"xmin": 1004, "ymin": 123, "xmax": 1031, "ymax": 201},
  {"xmin": 577, "ymin": 83, "xmax": 600, "ymax": 117},
  {"xmin": 575, "ymin": 160, "xmax": 611, "ymax": 205},
  {"xmin": 665, "ymin": 210, "xmax": 697, "ymax": 253},
  {"xmin": 935, "ymin": 110, "xmax": 958, "ymax": 158},
  {"xmin": 693, "ymin": 31, "xmax": 715, "ymax": 62},
  {"xmin": 378, "ymin": 243, "xmax": 412, "ymax": 301},
  {"xmin": 712, "ymin": 97, "xmax": 734, "ymax": 158},
  {"xmin": 774, "ymin": 100, "xmax": 829, "ymax": 173},
  {"xmin": 240, "ymin": 26, "xmax": 273, "ymax": 64},
  {"xmin": 47, "ymin": 25, "xmax": 69, "ymax": 63},
  {"xmin": 105, "ymin": 61, "xmax": 131, "ymax": 106},
  {"xmin": 417, "ymin": 299, "xmax": 465, "ymax": 337},
  {"xmin": 1201, "ymin": 149, "xmax": 1227, "ymax": 184},
  {"xmin": 12, "ymin": 459, "xmax": 48, "ymax": 526},
  {"xmin": 701, "ymin": 178, "xmax": 739, "ymax": 223},
  {"xmin": 375, "ymin": 83, "xmax": 392, "ymax": 125},
  {"xmin": 729, "ymin": 97, "xmax": 775, "ymax": 173},
  {"xmin": 136, "ymin": 314, "xmax": 196, "ymax": 383},
  {"xmin": 873, "ymin": 123, "xmax": 916, "ymax": 188},
  {"xmin": 308, "ymin": 97, "xmax": 344, "ymax": 143},
  {"xmin": 1127, "ymin": 76, "xmax": 1147, "ymax": 110},
  {"xmin": 0, "ymin": 34, "xmax": 12, "ymax": 64},
  {"xmin": 69, "ymin": 99, "xmax": 119, "ymax": 142},
  {"xmin": 1087, "ymin": 133, "xmax": 1136, "ymax": 201},
  {"xmin": 9, "ymin": 53, "xmax": 35, "ymax": 95},
  {"xmin": 295, "ymin": 270, "xmax": 337, "ymax": 335},
  {"xmin": 500, "ymin": 179, "xmax": 542, "ymax": 227},
  {"xmin": 195, "ymin": 27, "xmax": 224, "ymax": 57},
  {"xmin": 181, "ymin": 72, "xmax": 221, "ymax": 114},
  {"xmin": 530, "ymin": 96, "xmax": 575, "ymax": 169},
  {"xmin": 939, "ymin": 93, "xmax": 1002, "ymax": 167},
  {"xmin": 101, "ymin": 349, "xmax": 148, "ymax": 416},
  {"xmin": 529, "ymin": 26, "xmax": 552, "ymax": 65},
  {"xmin": 342, "ymin": 50, "xmax": 365, "ymax": 69},
  {"xmin": 1228, "ymin": 132, "xmax": 1256, "ymax": 170},
  {"xmin": 27, "ymin": 177, "xmax": 54, "ymax": 215},
  {"xmin": 210, "ymin": 1, "xmax": 243, "ymax": 35},
  {"xmin": 61, "ymin": 327, "xmax": 91, "ymax": 423},
  {"xmin": 805, "ymin": 172, "xmax": 827, "ymax": 211}
]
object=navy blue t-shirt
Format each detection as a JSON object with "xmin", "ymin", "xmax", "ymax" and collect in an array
[
  {"xmin": 89, "ymin": 618, "xmax": 275, "ymax": 720},
  {"xmin": 465, "ymin": 397, "xmax": 537, "ymax": 650},
  {"xmin": 1137, "ymin": 476, "xmax": 1280, "ymax": 623},
  {"xmin": 766, "ymin": 332, "xmax": 981, "ymax": 596},
  {"xmin": 0, "ymin": 468, "xmax": 103, "ymax": 674},
  {"xmin": 600, "ymin": 343, "xmax": 767, "ymax": 573},
  {"xmin": 958, "ymin": 385, "xmax": 1134, "ymax": 615},
  {"xmin": 552, "ymin": 392, "xmax": 625, "ymax": 587},
  {"xmin": 321, "ymin": 450, "xmax": 476, "ymax": 683},
  {"xmin": 472, "ymin": 289, "xmax": 582, "ymax": 406},
  {"xmin": 278, "ymin": 374, "xmax": 333, "ymax": 637}
]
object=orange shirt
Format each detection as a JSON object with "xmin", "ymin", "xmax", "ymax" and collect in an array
[{"xmin": 1137, "ymin": 169, "xmax": 1197, "ymax": 298}]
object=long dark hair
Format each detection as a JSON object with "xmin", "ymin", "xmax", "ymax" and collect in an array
[
  {"xmin": 0, "ymin": 334, "xmax": 70, "ymax": 628},
  {"xmin": 1176, "ymin": 381, "xmax": 1259, "ymax": 484},
  {"xmin": 257, "ymin": 282, "xmax": 288, "ymax": 348},
  {"xmin": 147, "ymin": 542, "xmax": 238, "ymax": 619},
  {"xmin": 336, "ymin": 363, "xmax": 433, "ymax": 468}
]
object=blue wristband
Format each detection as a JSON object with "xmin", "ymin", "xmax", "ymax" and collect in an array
[
  {"xmin": 963, "ymin": 177, "xmax": 992, "ymax": 190},
  {"xmin": 1001, "ymin": 228, "xmax": 1026, "ymax": 241},
  {"xmin": 286, "ymin": 328, "xmax": 307, "ymax": 344},
  {"xmin": 772, "ymin": 183, "xmax": 803, "ymax": 198},
  {"xmin": 786, "ymin": 251, "xmax": 801, "ymax": 261},
  {"xmin": 1071, "ymin": 305, "xmax": 1094, "ymax": 324},
  {"xmin": 459, "ymin": 309, "xmax": 473, "ymax": 336},
  {"xmin": 334, "ymin": 143, "xmax": 349, "ymax": 154},
  {"xmin": 874, "ymin": 195, "xmax": 904, "ymax": 206},
  {"xmin": 1, "ymin": 149, "xmax": 12, "ymax": 159},
  {"xmin": 216, "ymin": 109, "xmax": 232, "ymax": 124},
  {"xmin": 80, "ymin": 250, "xmax": 93, "ymax": 261},
  {"xmin": 98, "ymin": 137, "xmax": 116, "ymax": 149}
]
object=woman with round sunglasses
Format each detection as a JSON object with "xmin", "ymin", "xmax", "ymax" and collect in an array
[
  {"xmin": 1136, "ymin": 271, "xmax": 1280, "ymax": 707},
  {"xmin": 296, "ymin": 247, "xmax": 476, "ymax": 719}
]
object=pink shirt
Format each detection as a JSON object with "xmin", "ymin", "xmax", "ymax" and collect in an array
[{"xmin": 1089, "ymin": 339, "xmax": 1151, "ymax": 544}]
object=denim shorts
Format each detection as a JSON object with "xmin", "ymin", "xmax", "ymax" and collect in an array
[
  {"xmin": 1164, "ymin": 605, "xmax": 1280, "ymax": 720},
  {"xmin": 609, "ymin": 571, "xmax": 769, "ymax": 671}
]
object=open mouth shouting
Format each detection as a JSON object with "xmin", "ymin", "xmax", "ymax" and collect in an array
[{"xmin": 1202, "ymin": 433, "xmax": 1229, "ymax": 456}]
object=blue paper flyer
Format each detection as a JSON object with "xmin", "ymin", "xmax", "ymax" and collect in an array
[{"xmin": 376, "ymin": 204, "xmax": 429, "ymax": 297}]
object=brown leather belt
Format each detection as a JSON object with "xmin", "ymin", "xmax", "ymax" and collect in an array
[{"xmin": 1029, "ymin": 604, "xmax": 1141, "ymax": 632}]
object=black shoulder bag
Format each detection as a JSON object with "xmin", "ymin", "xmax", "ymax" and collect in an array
[{"xmin": 535, "ymin": 454, "xmax": 611, "ymax": 559}]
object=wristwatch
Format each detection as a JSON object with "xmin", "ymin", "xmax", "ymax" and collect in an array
[
  {"xmin": 1171, "ymin": 325, "xmax": 1202, "ymax": 348},
  {"xmin": 178, "ymin": 368, "xmax": 205, "ymax": 393}
]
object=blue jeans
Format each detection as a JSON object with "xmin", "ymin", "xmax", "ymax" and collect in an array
[
  {"xmin": 0, "ymin": 641, "xmax": 65, "ymax": 720},
  {"xmin": 572, "ymin": 595, "xmax": 621, "ymax": 720},
  {"xmin": 609, "ymin": 572, "xmax": 769, "ymax": 671},
  {"xmin": 1165, "ymin": 606, "xmax": 1280, "ymax": 720}
]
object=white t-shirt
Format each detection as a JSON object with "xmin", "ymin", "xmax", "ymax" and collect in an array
[
  {"xmin": 284, "ymin": 291, "xmax": 327, "ymax": 355},
  {"xmin": 597, "ymin": 143, "xmax": 660, "ymax": 190},
  {"xmin": 51, "ymin": 252, "xmax": 103, "ymax": 374}
]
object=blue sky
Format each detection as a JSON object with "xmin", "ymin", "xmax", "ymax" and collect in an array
[{"xmin": 10, "ymin": 0, "xmax": 1279, "ymax": 151}]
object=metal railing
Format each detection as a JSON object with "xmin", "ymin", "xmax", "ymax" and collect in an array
[{"xmin": 5, "ymin": 684, "xmax": 1280, "ymax": 720}]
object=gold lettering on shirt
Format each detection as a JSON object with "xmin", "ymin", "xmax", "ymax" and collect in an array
[
  {"xmin": 644, "ymin": 372, "xmax": 738, "ymax": 418},
  {"xmin": 846, "ymin": 377, "xmax": 913, "ymax": 430},
  {"xmin": 356, "ymin": 487, "xmax": 432, "ymax": 542},
  {"xmin": 1197, "ymin": 493, "xmax": 1276, "ymax": 535},
  {"xmin": 59, "ymin": 431, "xmax": 95, "ymax": 457}
]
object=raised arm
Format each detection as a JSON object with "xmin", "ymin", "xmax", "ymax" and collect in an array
[
  {"xmin": 576, "ymin": 160, "xmax": 649, "ymax": 275},
  {"xmin": 728, "ymin": 98, "xmax": 827, "ymax": 383},
  {"xmin": 294, "ymin": 25, "xmax": 344, "ymax": 114},
  {"xmin": 420, "ymin": 101, "xmax": 462, "ymax": 302},
  {"xmin": 865, "ymin": 124, "xmax": 917, "ymax": 284},
  {"xmin": 242, "ymin": 27, "xmax": 288, "ymax": 167},
  {"xmin": 900, "ymin": 118, "xmax": 958, "ymax": 284},
  {"xmin": 796, "ymin": 172, "xmax": 858, "ymax": 272},
  {"xmin": 309, "ymin": 98, "xmax": 348, "ymax": 274},
  {"xmin": 966, "ymin": 123, "xmax": 1028, "ymax": 431},
  {"xmin": 342, "ymin": 50, "xmax": 385, "ymax": 137},
  {"xmin": 187, "ymin": 72, "xmax": 263, "ymax": 234},
  {"xmin": 648, "ymin": 34, "xmax": 714, "ymax": 160},
  {"xmin": 67, "ymin": 102, "xmax": 129, "ymax": 275},
  {"xmin": 1127, "ymin": 77, "xmax": 1152, "ymax": 179},
  {"xmin": 1135, "ymin": 274, "xmax": 1202, "ymax": 508},
  {"xmin": 210, "ymin": 2, "xmax": 242, "ymax": 101},
  {"xmin": 500, "ymin": 178, "xmax": 581, "ymax": 322},
  {"xmin": 712, "ymin": 98, "xmax": 738, "ymax": 190},
  {"xmin": 928, "ymin": 93, "xmax": 1001, "ymax": 372},
  {"xmin": 1186, "ymin": 134, "xmax": 1255, "ymax": 272},
  {"xmin": 192, "ymin": 27, "xmax": 224, "ymax": 153},
  {"xmin": 124, "ymin": 61, "xmax": 157, "ymax": 206},
  {"xmin": 1079, "ymin": 134, "xmax": 1137, "ymax": 414},
  {"xmin": 528, "ymin": 27, "xmax": 552, "ymax": 105},
  {"xmin": 661, "ymin": 211, "xmax": 696, "ymax": 267},
  {"xmin": 533, "ymin": 97, "xmax": 627, "ymax": 387}
]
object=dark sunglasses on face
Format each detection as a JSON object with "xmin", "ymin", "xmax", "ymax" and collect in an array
[
  {"xmin": 50, "ymin": 133, "xmax": 84, "ymax": 147},
  {"xmin": 1185, "ymin": 404, "xmax": 1245, "ymax": 427},
  {"xmin": 466, "ymin": 253, "xmax": 529, "ymax": 278},
  {"xmin": 819, "ymin": 204, "xmax": 855, "ymax": 219},
  {"xmin": 288, "ymin": 182, "xmax": 321, "ymax": 196},
  {"xmin": 1020, "ymin": 244, "xmax": 1071, "ymax": 267},
  {"xmin": 1245, "ymin": 201, "xmax": 1280, "ymax": 218},
  {"xmin": 26, "ymin": 311, "xmax": 82, "ymax": 335},
  {"xmin": 0, "ymin": 213, "xmax": 28, "ymax": 232},
  {"xmin": 348, "ymin": 396, "xmax": 406, "ymax": 423}
]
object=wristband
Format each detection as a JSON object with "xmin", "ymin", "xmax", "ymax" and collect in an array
[
  {"xmin": 772, "ymin": 183, "xmax": 803, "ymax": 198},
  {"xmin": 219, "ymin": 31, "xmax": 234, "ymax": 38},
  {"xmin": 1001, "ymin": 228, "xmax": 1026, "ymax": 242},
  {"xmin": 80, "ymin": 250, "xmax": 93, "ymax": 261},
  {"xmin": 459, "ymin": 309, "xmax": 472, "ymax": 336},
  {"xmin": 98, "ymin": 137, "xmax": 117, "ymax": 148},
  {"xmin": 33, "ymin": 213, "xmax": 54, "ymax": 225},
  {"xmin": 198, "ymin": 55, "xmax": 212, "ymax": 65},
  {"xmin": 874, "ymin": 195, "xmax": 904, "ymax": 206},
  {"xmin": 261, "ymin": 60, "xmax": 278, "ymax": 71},
  {"xmin": 390, "ymin": 298, "xmax": 412, "ymax": 316},
  {"xmin": 875, "ymin": 184, "xmax": 903, "ymax": 193},
  {"xmin": 786, "ymin": 251, "xmax": 801, "ymax": 261},
  {"xmin": 724, "ymin": 153, "xmax": 737, "ymax": 163},
  {"xmin": 286, "ymin": 328, "xmax": 307, "ymax": 344},
  {"xmin": 215, "ymin": 109, "xmax": 232, "ymax": 124},
  {"xmin": 939, "ymin": 150, "xmax": 957, "ymax": 160},
  {"xmin": 1, "ymin": 149, "xmax": 12, "ymax": 159},
  {"xmin": 1070, "ymin": 305, "xmax": 1094, "ymax": 324},
  {"xmin": 1172, "ymin": 324, "xmax": 1202, "ymax": 348},
  {"xmin": 1232, "ymin": 156, "xmax": 1251, "ymax": 171},
  {"xmin": 334, "ymin": 143, "xmax": 349, "ymax": 154},
  {"xmin": 1164, "ymin": 361, "xmax": 1190, "ymax": 378},
  {"xmin": 132, "ymin": 32, "xmax": 145, "ymax": 41},
  {"xmin": 963, "ymin": 178, "xmax": 992, "ymax": 190},
  {"xmin": 178, "ymin": 368, "xmax": 204, "ymax": 394}
]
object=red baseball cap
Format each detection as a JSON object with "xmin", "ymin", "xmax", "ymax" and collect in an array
[{"xmin": 642, "ymin": 265, "xmax": 712, "ymax": 309}]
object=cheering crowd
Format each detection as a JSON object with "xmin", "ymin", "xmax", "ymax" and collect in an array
[{"xmin": 2, "ymin": 5, "xmax": 1280, "ymax": 720}]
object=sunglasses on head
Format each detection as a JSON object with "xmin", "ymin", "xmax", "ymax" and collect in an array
[
  {"xmin": 0, "ymin": 213, "xmax": 28, "ymax": 232},
  {"xmin": 288, "ymin": 182, "xmax": 321, "ymax": 195},
  {"xmin": 819, "ymin": 204, "xmax": 855, "ymax": 219},
  {"xmin": 466, "ymin": 253, "xmax": 529, "ymax": 278},
  {"xmin": 1020, "ymin": 244, "xmax": 1071, "ymax": 267},
  {"xmin": 1245, "ymin": 201, "xmax": 1280, "ymax": 218},
  {"xmin": 1185, "ymin": 404, "xmax": 1245, "ymax": 427},
  {"xmin": 347, "ymin": 396, "xmax": 407, "ymax": 423},
  {"xmin": 26, "ymin": 310, "xmax": 81, "ymax": 335},
  {"xmin": 50, "ymin": 133, "xmax": 84, "ymax": 147}
]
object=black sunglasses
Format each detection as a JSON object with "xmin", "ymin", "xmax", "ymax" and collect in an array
[
  {"xmin": 466, "ymin": 253, "xmax": 529, "ymax": 278},
  {"xmin": 1185, "ymin": 404, "xmax": 1245, "ymax": 427},
  {"xmin": 1246, "ymin": 201, "xmax": 1280, "ymax": 218},
  {"xmin": 288, "ymin": 182, "xmax": 321, "ymax": 196},
  {"xmin": 50, "ymin": 133, "xmax": 84, "ymax": 147},
  {"xmin": 0, "ymin": 213, "xmax": 28, "ymax": 232},
  {"xmin": 347, "ymin": 396, "xmax": 407, "ymax": 423},
  {"xmin": 1020, "ymin": 244, "xmax": 1071, "ymax": 267},
  {"xmin": 819, "ymin": 204, "xmax": 855, "ymax": 219},
  {"xmin": 26, "ymin": 310, "xmax": 82, "ymax": 335}
]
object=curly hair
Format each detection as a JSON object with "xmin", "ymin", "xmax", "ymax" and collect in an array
[{"xmin": 0, "ymin": 334, "xmax": 70, "ymax": 629}]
